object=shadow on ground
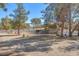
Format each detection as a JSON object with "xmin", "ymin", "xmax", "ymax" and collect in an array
[
  {"xmin": 64, "ymin": 42, "xmax": 79, "ymax": 51},
  {"xmin": 0, "ymin": 34, "xmax": 54, "ymax": 56}
]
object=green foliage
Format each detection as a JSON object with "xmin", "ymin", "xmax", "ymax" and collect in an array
[
  {"xmin": 22, "ymin": 34, "xmax": 26, "ymax": 38},
  {"xmin": 26, "ymin": 23, "xmax": 30, "ymax": 29},
  {"xmin": 1, "ymin": 17, "xmax": 13, "ymax": 30},
  {"xmin": 10, "ymin": 4, "xmax": 29, "ymax": 35},
  {"xmin": 13, "ymin": 4, "xmax": 29, "ymax": 29},
  {"xmin": 48, "ymin": 23, "xmax": 57, "ymax": 29},
  {"xmin": 31, "ymin": 18, "xmax": 41, "ymax": 27},
  {"xmin": 0, "ymin": 3, "xmax": 5, "ymax": 8},
  {"xmin": 44, "ymin": 23, "xmax": 57, "ymax": 30}
]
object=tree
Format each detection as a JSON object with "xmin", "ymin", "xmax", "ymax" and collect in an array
[
  {"xmin": 31, "ymin": 18, "xmax": 41, "ymax": 28},
  {"xmin": 41, "ymin": 4, "xmax": 56, "ymax": 24},
  {"xmin": 42, "ymin": 3, "xmax": 69, "ymax": 37},
  {"xmin": 0, "ymin": 4, "xmax": 7, "ymax": 14},
  {"xmin": 26, "ymin": 23, "xmax": 30, "ymax": 29},
  {"xmin": 0, "ymin": 3, "xmax": 12, "ymax": 30},
  {"xmin": 41, "ymin": 4, "xmax": 57, "ymax": 33},
  {"xmin": 1, "ymin": 17, "xmax": 12, "ymax": 30},
  {"xmin": 72, "ymin": 4, "xmax": 79, "ymax": 36},
  {"xmin": 10, "ymin": 3, "xmax": 29, "ymax": 35},
  {"xmin": 0, "ymin": 3, "xmax": 5, "ymax": 8}
]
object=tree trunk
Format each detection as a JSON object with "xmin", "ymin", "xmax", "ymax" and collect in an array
[
  {"xmin": 71, "ymin": 22, "xmax": 79, "ymax": 36},
  {"xmin": 56, "ymin": 24, "xmax": 59, "ymax": 36},
  {"xmin": 17, "ymin": 27, "xmax": 20, "ymax": 35},
  {"xmin": 68, "ymin": 11, "xmax": 72, "ymax": 37},
  {"xmin": 71, "ymin": 23, "xmax": 78, "ymax": 35},
  {"xmin": 17, "ymin": 24, "xmax": 20, "ymax": 35},
  {"xmin": 61, "ymin": 22, "xmax": 64, "ymax": 37},
  {"xmin": 68, "ymin": 4, "xmax": 72, "ymax": 37},
  {"xmin": 78, "ymin": 22, "xmax": 79, "ymax": 36},
  {"xmin": 78, "ymin": 29, "xmax": 79, "ymax": 36},
  {"xmin": 69, "ymin": 19, "xmax": 72, "ymax": 37}
]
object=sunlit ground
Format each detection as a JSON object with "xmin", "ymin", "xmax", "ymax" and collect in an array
[{"xmin": 0, "ymin": 32, "xmax": 79, "ymax": 56}]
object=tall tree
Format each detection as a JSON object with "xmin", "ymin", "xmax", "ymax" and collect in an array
[
  {"xmin": 72, "ymin": 4, "xmax": 79, "ymax": 36},
  {"xmin": 42, "ymin": 3, "xmax": 69, "ymax": 37},
  {"xmin": 10, "ymin": 3, "xmax": 29, "ymax": 35},
  {"xmin": 41, "ymin": 4, "xmax": 56, "ymax": 25},
  {"xmin": 41, "ymin": 4, "xmax": 57, "ymax": 33},
  {"xmin": 0, "ymin": 3, "xmax": 8, "ymax": 30}
]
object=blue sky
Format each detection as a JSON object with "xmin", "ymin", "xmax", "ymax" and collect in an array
[{"xmin": 0, "ymin": 3, "xmax": 47, "ymax": 23}]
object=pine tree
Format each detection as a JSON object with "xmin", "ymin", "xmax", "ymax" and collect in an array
[{"xmin": 10, "ymin": 3, "xmax": 29, "ymax": 35}]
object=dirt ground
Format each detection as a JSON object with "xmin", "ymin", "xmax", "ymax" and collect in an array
[{"xmin": 0, "ymin": 33, "xmax": 79, "ymax": 56}]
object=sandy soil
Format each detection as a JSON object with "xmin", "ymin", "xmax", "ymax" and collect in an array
[{"xmin": 0, "ymin": 33, "xmax": 79, "ymax": 56}]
